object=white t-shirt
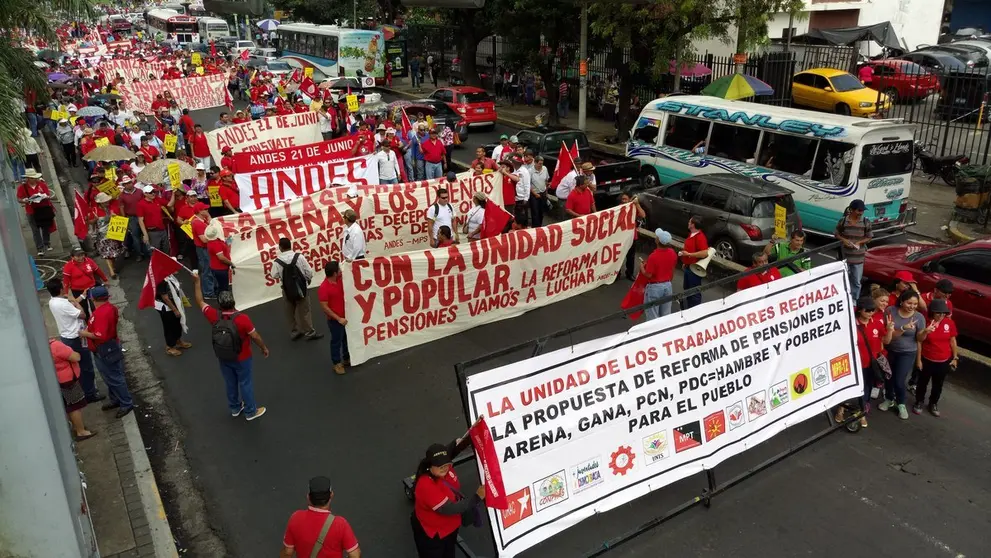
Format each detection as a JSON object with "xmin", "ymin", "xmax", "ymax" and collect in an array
[
  {"xmin": 49, "ymin": 297, "xmax": 84, "ymax": 339},
  {"xmin": 556, "ymin": 170, "xmax": 578, "ymax": 200},
  {"xmin": 515, "ymin": 165, "xmax": 531, "ymax": 202},
  {"xmin": 529, "ymin": 164, "xmax": 549, "ymax": 193},
  {"xmin": 491, "ymin": 144, "xmax": 508, "ymax": 163},
  {"xmin": 427, "ymin": 202, "xmax": 457, "ymax": 239},
  {"xmin": 342, "ymin": 222, "xmax": 366, "ymax": 261},
  {"xmin": 465, "ymin": 205, "xmax": 485, "ymax": 238},
  {"xmin": 375, "ymin": 149, "xmax": 399, "ymax": 180}
]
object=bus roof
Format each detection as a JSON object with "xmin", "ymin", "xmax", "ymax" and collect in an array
[
  {"xmin": 198, "ymin": 16, "xmax": 227, "ymax": 24},
  {"xmin": 278, "ymin": 22, "xmax": 381, "ymax": 36}
]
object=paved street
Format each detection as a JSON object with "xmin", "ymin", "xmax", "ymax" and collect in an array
[{"xmin": 57, "ymin": 98, "xmax": 991, "ymax": 558}]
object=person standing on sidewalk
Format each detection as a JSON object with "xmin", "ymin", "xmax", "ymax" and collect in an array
[
  {"xmin": 678, "ymin": 216, "xmax": 709, "ymax": 310},
  {"xmin": 280, "ymin": 476, "xmax": 361, "ymax": 558},
  {"xmin": 271, "ymin": 238, "xmax": 323, "ymax": 342},
  {"xmin": 192, "ymin": 273, "xmax": 269, "ymax": 421},
  {"xmin": 62, "ymin": 246, "xmax": 109, "ymax": 320},
  {"xmin": 318, "ymin": 261, "xmax": 350, "ymax": 375},
  {"xmin": 913, "ymin": 298, "xmax": 957, "ymax": 418},
  {"xmin": 79, "ymin": 286, "xmax": 134, "ymax": 419},
  {"xmin": 56, "ymin": 119, "xmax": 78, "ymax": 166},
  {"xmin": 834, "ymin": 199, "xmax": 872, "ymax": 301},
  {"xmin": 47, "ymin": 278, "xmax": 104, "ymax": 403}
]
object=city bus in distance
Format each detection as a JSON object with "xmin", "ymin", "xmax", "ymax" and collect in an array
[
  {"xmin": 197, "ymin": 17, "xmax": 230, "ymax": 41},
  {"xmin": 277, "ymin": 23, "xmax": 384, "ymax": 82},
  {"xmin": 628, "ymin": 95, "xmax": 917, "ymax": 236},
  {"xmin": 145, "ymin": 9, "xmax": 199, "ymax": 44}
]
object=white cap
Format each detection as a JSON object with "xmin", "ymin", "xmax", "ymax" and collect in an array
[
  {"xmin": 195, "ymin": 163, "xmax": 205, "ymax": 170},
  {"xmin": 142, "ymin": 185, "xmax": 155, "ymax": 193},
  {"xmin": 67, "ymin": 104, "xmax": 78, "ymax": 112}
]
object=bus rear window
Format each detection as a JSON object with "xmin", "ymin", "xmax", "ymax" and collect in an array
[{"xmin": 859, "ymin": 141, "xmax": 913, "ymax": 178}]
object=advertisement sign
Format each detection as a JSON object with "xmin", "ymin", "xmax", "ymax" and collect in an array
[
  {"xmin": 205, "ymin": 112, "xmax": 322, "ymax": 164},
  {"xmin": 235, "ymin": 155, "xmax": 379, "ymax": 211},
  {"xmin": 231, "ymin": 136, "xmax": 361, "ymax": 174},
  {"xmin": 385, "ymin": 38, "xmax": 407, "ymax": 78},
  {"xmin": 338, "ymin": 30, "xmax": 384, "ymax": 79},
  {"xmin": 118, "ymin": 74, "xmax": 228, "ymax": 114},
  {"xmin": 464, "ymin": 263, "xmax": 860, "ymax": 557},
  {"xmin": 342, "ymin": 203, "xmax": 637, "ymax": 366}
]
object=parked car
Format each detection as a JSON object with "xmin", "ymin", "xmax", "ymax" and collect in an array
[
  {"xmin": 917, "ymin": 45, "xmax": 989, "ymax": 68},
  {"xmin": 864, "ymin": 60, "xmax": 940, "ymax": 103},
  {"xmin": 252, "ymin": 47, "xmax": 278, "ymax": 61},
  {"xmin": 941, "ymin": 39, "xmax": 991, "ymax": 59},
  {"xmin": 229, "ymin": 40, "xmax": 256, "ymax": 56},
  {"xmin": 483, "ymin": 126, "xmax": 642, "ymax": 202},
  {"xmin": 322, "ymin": 77, "xmax": 382, "ymax": 104},
  {"xmin": 934, "ymin": 70, "xmax": 991, "ymax": 120},
  {"xmin": 427, "ymin": 86, "xmax": 497, "ymax": 129},
  {"xmin": 791, "ymin": 68, "xmax": 891, "ymax": 116},
  {"xmin": 863, "ymin": 239, "xmax": 991, "ymax": 341},
  {"xmin": 637, "ymin": 174, "xmax": 801, "ymax": 263},
  {"xmin": 402, "ymin": 100, "xmax": 469, "ymax": 138},
  {"xmin": 899, "ymin": 51, "xmax": 971, "ymax": 73}
]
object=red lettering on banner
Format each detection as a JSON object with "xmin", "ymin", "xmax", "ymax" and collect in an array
[{"xmin": 470, "ymin": 226, "xmax": 563, "ymax": 268}]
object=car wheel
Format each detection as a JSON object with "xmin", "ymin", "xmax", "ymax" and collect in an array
[
  {"xmin": 835, "ymin": 103, "xmax": 851, "ymax": 116},
  {"xmin": 884, "ymin": 87, "xmax": 898, "ymax": 105},
  {"xmin": 713, "ymin": 237, "xmax": 737, "ymax": 262},
  {"xmin": 640, "ymin": 167, "xmax": 660, "ymax": 190}
]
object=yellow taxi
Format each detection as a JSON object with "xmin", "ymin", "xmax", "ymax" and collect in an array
[{"xmin": 791, "ymin": 68, "xmax": 891, "ymax": 117}]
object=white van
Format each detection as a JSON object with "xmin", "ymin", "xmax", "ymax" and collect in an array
[
  {"xmin": 628, "ymin": 95, "xmax": 917, "ymax": 236},
  {"xmin": 197, "ymin": 17, "xmax": 231, "ymax": 41}
]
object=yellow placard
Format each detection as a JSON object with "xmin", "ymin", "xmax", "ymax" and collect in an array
[
  {"xmin": 70, "ymin": 116, "xmax": 79, "ymax": 126},
  {"xmin": 94, "ymin": 137, "xmax": 110, "ymax": 148},
  {"xmin": 304, "ymin": 67, "xmax": 313, "ymax": 78},
  {"xmin": 208, "ymin": 186, "xmax": 222, "ymax": 207},
  {"xmin": 105, "ymin": 215, "xmax": 129, "ymax": 242},
  {"xmin": 346, "ymin": 94, "xmax": 359, "ymax": 113},
  {"xmin": 164, "ymin": 134, "xmax": 177, "ymax": 153},
  {"xmin": 774, "ymin": 204, "xmax": 787, "ymax": 239},
  {"xmin": 96, "ymin": 179, "xmax": 119, "ymax": 199},
  {"xmin": 51, "ymin": 110, "xmax": 68, "ymax": 121},
  {"xmin": 105, "ymin": 167, "xmax": 116, "ymax": 182},
  {"xmin": 309, "ymin": 100, "xmax": 322, "ymax": 113},
  {"xmin": 167, "ymin": 162, "xmax": 182, "ymax": 190},
  {"xmin": 195, "ymin": 66, "xmax": 205, "ymax": 75},
  {"xmin": 180, "ymin": 222, "xmax": 193, "ymax": 239},
  {"xmin": 191, "ymin": 52, "xmax": 202, "ymax": 66}
]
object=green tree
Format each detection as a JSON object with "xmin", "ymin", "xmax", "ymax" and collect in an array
[
  {"xmin": 0, "ymin": 0, "xmax": 93, "ymax": 151},
  {"xmin": 270, "ymin": 0, "xmax": 383, "ymax": 26}
]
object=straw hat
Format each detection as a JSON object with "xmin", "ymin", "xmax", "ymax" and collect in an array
[
  {"xmin": 94, "ymin": 192, "xmax": 112, "ymax": 203},
  {"xmin": 83, "ymin": 128, "xmax": 94, "ymax": 135},
  {"xmin": 24, "ymin": 169, "xmax": 43, "ymax": 179},
  {"xmin": 204, "ymin": 221, "xmax": 223, "ymax": 241}
]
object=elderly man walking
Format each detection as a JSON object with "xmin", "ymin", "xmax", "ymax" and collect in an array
[{"xmin": 271, "ymin": 237, "xmax": 323, "ymax": 341}]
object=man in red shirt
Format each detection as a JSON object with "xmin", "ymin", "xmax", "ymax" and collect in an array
[
  {"xmin": 192, "ymin": 273, "xmax": 269, "ymax": 421},
  {"xmin": 191, "ymin": 124, "xmax": 211, "ymax": 168},
  {"xmin": 420, "ymin": 128, "xmax": 446, "ymax": 179},
  {"xmin": 139, "ymin": 136, "xmax": 160, "ymax": 161},
  {"xmin": 293, "ymin": 99, "xmax": 309, "ymax": 114},
  {"xmin": 919, "ymin": 278, "xmax": 954, "ymax": 317},
  {"xmin": 136, "ymin": 185, "xmax": 171, "ymax": 254},
  {"xmin": 189, "ymin": 203, "xmax": 218, "ymax": 298},
  {"xmin": 471, "ymin": 146, "xmax": 497, "ymax": 171},
  {"xmin": 151, "ymin": 93, "xmax": 169, "ymax": 113},
  {"xmin": 94, "ymin": 121, "xmax": 116, "ymax": 144},
  {"xmin": 179, "ymin": 109, "xmax": 196, "ymax": 157},
  {"xmin": 281, "ymin": 476, "xmax": 360, "ymax": 558},
  {"xmin": 737, "ymin": 252, "xmax": 782, "ymax": 291},
  {"xmin": 216, "ymin": 171, "xmax": 240, "ymax": 215},
  {"xmin": 678, "ymin": 215, "xmax": 709, "ymax": 309},
  {"xmin": 639, "ymin": 228, "xmax": 678, "ymax": 320},
  {"xmin": 203, "ymin": 223, "xmax": 234, "ymax": 292},
  {"xmin": 117, "ymin": 178, "xmax": 147, "ymax": 260},
  {"xmin": 62, "ymin": 246, "xmax": 109, "ymax": 318},
  {"xmin": 565, "ymin": 175, "xmax": 595, "ymax": 218},
  {"xmin": 220, "ymin": 146, "xmax": 236, "ymax": 172},
  {"xmin": 317, "ymin": 261, "xmax": 349, "ymax": 375},
  {"xmin": 79, "ymin": 285, "xmax": 134, "ymax": 417}
]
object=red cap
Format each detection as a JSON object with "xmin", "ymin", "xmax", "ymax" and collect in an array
[
  {"xmin": 221, "ymin": 146, "xmax": 232, "ymax": 153},
  {"xmin": 219, "ymin": 169, "xmax": 234, "ymax": 177},
  {"xmin": 894, "ymin": 270, "xmax": 915, "ymax": 283},
  {"xmin": 193, "ymin": 202, "xmax": 210, "ymax": 212}
]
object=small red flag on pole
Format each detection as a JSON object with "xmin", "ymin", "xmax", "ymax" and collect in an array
[{"xmin": 138, "ymin": 249, "xmax": 184, "ymax": 310}]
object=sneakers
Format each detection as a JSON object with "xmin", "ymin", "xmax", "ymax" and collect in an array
[
  {"xmin": 231, "ymin": 402, "xmax": 245, "ymax": 417},
  {"xmin": 37, "ymin": 250, "xmax": 44, "ymax": 257},
  {"xmin": 912, "ymin": 403, "xmax": 923, "ymax": 415},
  {"xmin": 878, "ymin": 399, "xmax": 894, "ymax": 412},
  {"xmin": 859, "ymin": 416, "xmax": 868, "ymax": 428},
  {"xmin": 246, "ymin": 406, "xmax": 267, "ymax": 421},
  {"xmin": 870, "ymin": 387, "xmax": 880, "ymax": 400},
  {"xmin": 333, "ymin": 363, "xmax": 346, "ymax": 375},
  {"xmin": 115, "ymin": 407, "xmax": 134, "ymax": 419},
  {"xmin": 290, "ymin": 332, "xmax": 304, "ymax": 341},
  {"xmin": 897, "ymin": 404, "xmax": 909, "ymax": 420},
  {"xmin": 929, "ymin": 404, "xmax": 941, "ymax": 417},
  {"xmin": 304, "ymin": 331, "xmax": 324, "ymax": 341}
]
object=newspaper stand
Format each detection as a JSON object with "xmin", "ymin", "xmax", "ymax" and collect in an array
[{"xmin": 400, "ymin": 237, "xmax": 882, "ymax": 557}]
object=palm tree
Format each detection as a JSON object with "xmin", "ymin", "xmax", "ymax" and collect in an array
[{"xmin": 0, "ymin": 0, "xmax": 94, "ymax": 153}]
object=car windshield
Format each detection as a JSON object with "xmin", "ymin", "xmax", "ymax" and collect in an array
[
  {"xmin": 906, "ymin": 246, "xmax": 948, "ymax": 262},
  {"xmin": 860, "ymin": 141, "xmax": 914, "ymax": 178},
  {"xmin": 267, "ymin": 62, "xmax": 291, "ymax": 71},
  {"xmin": 460, "ymin": 92, "xmax": 491, "ymax": 103},
  {"xmin": 542, "ymin": 131, "xmax": 590, "ymax": 152},
  {"xmin": 829, "ymin": 73, "xmax": 865, "ymax": 92}
]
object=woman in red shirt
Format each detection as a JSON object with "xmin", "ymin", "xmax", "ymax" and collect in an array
[
  {"xmin": 16, "ymin": 169, "xmax": 55, "ymax": 255},
  {"xmin": 62, "ymin": 246, "xmax": 109, "ymax": 319},
  {"xmin": 191, "ymin": 124, "xmax": 212, "ymax": 167},
  {"xmin": 204, "ymin": 222, "xmax": 234, "ymax": 293},
  {"xmin": 914, "ymin": 298, "xmax": 957, "ymax": 417},
  {"xmin": 868, "ymin": 286, "xmax": 891, "ymax": 399},
  {"xmin": 840, "ymin": 296, "xmax": 893, "ymax": 428},
  {"xmin": 411, "ymin": 433, "xmax": 485, "ymax": 558},
  {"xmin": 639, "ymin": 228, "xmax": 677, "ymax": 320}
]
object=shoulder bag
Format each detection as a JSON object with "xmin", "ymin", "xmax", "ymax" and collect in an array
[
  {"xmin": 857, "ymin": 322, "xmax": 891, "ymax": 379},
  {"xmin": 309, "ymin": 513, "xmax": 336, "ymax": 558}
]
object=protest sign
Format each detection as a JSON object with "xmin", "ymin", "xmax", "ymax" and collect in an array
[
  {"xmin": 775, "ymin": 204, "xmax": 787, "ymax": 239},
  {"xmin": 180, "ymin": 222, "xmax": 193, "ymax": 239},
  {"xmin": 205, "ymin": 112, "xmax": 322, "ymax": 164},
  {"xmin": 464, "ymin": 263, "xmax": 860, "ymax": 557},
  {"xmin": 94, "ymin": 137, "xmax": 110, "ymax": 148},
  {"xmin": 96, "ymin": 180, "xmax": 119, "ymax": 199},
  {"xmin": 231, "ymin": 136, "xmax": 362, "ymax": 174},
  {"xmin": 342, "ymin": 203, "xmax": 637, "ymax": 365},
  {"xmin": 105, "ymin": 216, "xmax": 129, "ymax": 242},
  {"xmin": 99, "ymin": 58, "xmax": 175, "ymax": 83},
  {"xmin": 167, "ymin": 163, "xmax": 181, "ymax": 190},
  {"xmin": 304, "ymin": 67, "xmax": 313, "ymax": 78},
  {"xmin": 164, "ymin": 134, "xmax": 178, "ymax": 153},
  {"xmin": 346, "ymin": 94, "xmax": 359, "ymax": 113},
  {"xmin": 208, "ymin": 186, "xmax": 223, "ymax": 207},
  {"xmin": 118, "ymin": 74, "xmax": 228, "ymax": 114},
  {"xmin": 195, "ymin": 66, "xmax": 205, "ymax": 75},
  {"xmin": 235, "ymin": 155, "xmax": 380, "ymax": 211},
  {"xmin": 191, "ymin": 52, "xmax": 202, "ymax": 66}
]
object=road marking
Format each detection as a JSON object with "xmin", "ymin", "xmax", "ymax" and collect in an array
[{"xmin": 846, "ymin": 488, "xmax": 965, "ymax": 557}]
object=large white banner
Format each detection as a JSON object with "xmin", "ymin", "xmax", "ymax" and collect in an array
[
  {"xmin": 205, "ymin": 112, "xmax": 322, "ymax": 164},
  {"xmin": 235, "ymin": 155, "xmax": 380, "ymax": 212},
  {"xmin": 464, "ymin": 262, "xmax": 860, "ymax": 557},
  {"xmin": 117, "ymin": 74, "xmax": 228, "ymax": 114},
  {"xmin": 342, "ymin": 203, "xmax": 638, "ymax": 366},
  {"xmin": 99, "ymin": 58, "xmax": 176, "ymax": 83},
  {"xmin": 220, "ymin": 172, "xmax": 505, "ymax": 309}
]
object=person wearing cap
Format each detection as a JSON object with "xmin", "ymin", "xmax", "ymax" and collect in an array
[
  {"xmin": 835, "ymin": 199, "xmax": 873, "ymax": 300},
  {"xmin": 374, "ymin": 123, "xmax": 388, "ymax": 144},
  {"xmin": 17, "ymin": 168, "xmax": 55, "ymax": 255},
  {"xmin": 838, "ymin": 296, "xmax": 893, "ymax": 428},
  {"xmin": 639, "ymin": 228, "xmax": 678, "ymax": 320},
  {"xmin": 919, "ymin": 278, "xmax": 953, "ymax": 318},
  {"xmin": 271, "ymin": 237, "xmax": 322, "ymax": 342},
  {"xmin": 491, "ymin": 134, "xmax": 511, "ymax": 162},
  {"xmin": 879, "ymin": 289, "xmax": 926, "ymax": 420},
  {"xmin": 426, "ymin": 188, "xmax": 459, "ymax": 248},
  {"xmin": 679, "ymin": 215, "xmax": 709, "ymax": 310},
  {"xmin": 509, "ymin": 156, "xmax": 531, "ymax": 225},
  {"xmin": 91, "ymin": 192, "xmax": 125, "ymax": 279},
  {"xmin": 62, "ymin": 245, "xmax": 110, "ymax": 319},
  {"xmin": 56, "ymin": 118, "xmax": 78, "ymax": 166},
  {"xmin": 281, "ymin": 476, "xmax": 361, "ymax": 558},
  {"xmin": 204, "ymin": 223, "xmax": 234, "ymax": 293},
  {"xmin": 887, "ymin": 270, "xmax": 918, "ymax": 309},
  {"xmin": 317, "ymin": 261, "xmax": 350, "ymax": 374},
  {"xmin": 914, "ymin": 298, "xmax": 957, "ymax": 417},
  {"xmin": 191, "ymin": 271, "xmax": 269, "ymax": 421},
  {"xmin": 191, "ymin": 123, "xmax": 211, "ymax": 168},
  {"xmin": 565, "ymin": 174, "xmax": 596, "ymax": 219},
  {"xmin": 421, "ymin": 128, "xmax": 446, "ymax": 179},
  {"xmin": 47, "ymin": 277, "xmax": 104, "ymax": 404},
  {"xmin": 411, "ymin": 428, "xmax": 486, "ymax": 557},
  {"xmin": 374, "ymin": 139, "xmax": 401, "ymax": 184},
  {"xmin": 220, "ymin": 146, "xmax": 236, "ymax": 173},
  {"xmin": 736, "ymin": 252, "xmax": 782, "ymax": 291},
  {"xmin": 189, "ymin": 202, "xmax": 218, "ymax": 299},
  {"xmin": 176, "ymin": 189, "xmax": 200, "ymax": 226},
  {"xmin": 79, "ymin": 285, "xmax": 135, "ymax": 418},
  {"xmin": 137, "ymin": 184, "xmax": 173, "ymax": 254}
]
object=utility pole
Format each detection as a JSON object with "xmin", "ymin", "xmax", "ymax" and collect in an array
[
  {"xmin": 734, "ymin": 0, "xmax": 745, "ymax": 74},
  {"xmin": 578, "ymin": 1, "xmax": 588, "ymax": 131}
]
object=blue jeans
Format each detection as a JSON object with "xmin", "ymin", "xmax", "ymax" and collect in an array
[
  {"xmin": 218, "ymin": 357, "xmax": 257, "ymax": 415},
  {"xmin": 885, "ymin": 350, "xmax": 914, "ymax": 405},
  {"xmin": 847, "ymin": 262, "xmax": 864, "ymax": 301},
  {"xmin": 682, "ymin": 268, "xmax": 703, "ymax": 309},
  {"xmin": 126, "ymin": 215, "xmax": 149, "ymax": 257},
  {"xmin": 425, "ymin": 162, "xmax": 443, "ymax": 179},
  {"xmin": 27, "ymin": 112, "xmax": 39, "ymax": 137},
  {"xmin": 328, "ymin": 319, "xmax": 350, "ymax": 364},
  {"xmin": 558, "ymin": 99, "xmax": 569, "ymax": 119},
  {"xmin": 196, "ymin": 247, "xmax": 218, "ymax": 296},
  {"xmin": 380, "ymin": 177, "xmax": 399, "ymax": 184},
  {"xmin": 60, "ymin": 336, "xmax": 98, "ymax": 399},
  {"xmin": 94, "ymin": 348, "xmax": 133, "ymax": 409},
  {"xmin": 644, "ymin": 282, "xmax": 673, "ymax": 321},
  {"xmin": 213, "ymin": 268, "xmax": 230, "ymax": 293}
]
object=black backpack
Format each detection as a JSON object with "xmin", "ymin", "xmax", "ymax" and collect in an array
[
  {"xmin": 212, "ymin": 311, "xmax": 242, "ymax": 361},
  {"xmin": 276, "ymin": 253, "xmax": 307, "ymax": 302}
]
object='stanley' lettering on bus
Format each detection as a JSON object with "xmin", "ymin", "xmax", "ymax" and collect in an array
[{"xmin": 655, "ymin": 100, "xmax": 845, "ymax": 139}]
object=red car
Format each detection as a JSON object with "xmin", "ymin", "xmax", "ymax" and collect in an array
[
  {"xmin": 865, "ymin": 60, "xmax": 940, "ymax": 104},
  {"xmin": 863, "ymin": 239, "xmax": 991, "ymax": 340},
  {"xmin": 428, "ymin": 86, "xmax": 497, "ymax": 129}
]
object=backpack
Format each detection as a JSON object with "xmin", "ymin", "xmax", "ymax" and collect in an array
[
  {"xmin": 211, "ymin": 311, "xmax": 242, "ymax": 361},
  {"xmin": 276, "ymin": 253, "xmax": 307, "ymax": 302}
]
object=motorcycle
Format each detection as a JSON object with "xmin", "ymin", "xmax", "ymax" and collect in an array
[{"xmin": 914, "ymin": 141, "xmax": 969, "ymax": 187}]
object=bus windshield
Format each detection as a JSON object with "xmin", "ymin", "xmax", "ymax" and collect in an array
[{"xmin": 859, "ymin": 141, "xmax": 914, "ymax": 178}]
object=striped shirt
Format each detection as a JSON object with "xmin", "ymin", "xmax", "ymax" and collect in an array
[{"xmin": 835, "ymin": 216, "xmax": 872, "ymax": 264}]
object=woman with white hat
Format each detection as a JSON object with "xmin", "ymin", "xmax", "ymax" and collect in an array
[
  {"xmin": 204, "ymin": 221, "xmax": 234, "ymax": 293},
  {"xmin": 17, "ymin": 168, "xmax": 55, "ymax": 255},
  {"xmin": 91, "ymin": 191, "xmax": 125, "ymax": 279}
]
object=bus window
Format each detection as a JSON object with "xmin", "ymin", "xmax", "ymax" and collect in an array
[
  {"xmin": 812, "ymin": 139, "xmax": 856, "ymax": 185},
  {"xmin": 859, "ymin": 141, "xmax": 913, "ymax": 178},
  {"xmin": 662, "ymin": 115, "xmax": 710, "ymax": 152},
  {"xmin": 708, "ymin": 123, "xmax": 760, "ymax": 163},
  {"xmin": 631, "ymin": 117, "xmax": 660, "ymax": 145},
  {"xmin": 756, "ymin": 131, "xmax": 817, "ymax": 176}
]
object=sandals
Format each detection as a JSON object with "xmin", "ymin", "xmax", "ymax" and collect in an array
[
  {"xmin": 166, "ymin": 347, "xmax": 183, "ymax": 357},
  {"xmin": 75, "ymin": 431, "xmax": 98, "ymax": 441},
  {"xmin": 834, "ymin": 409, "xmax": 846, "ymax": 423}
]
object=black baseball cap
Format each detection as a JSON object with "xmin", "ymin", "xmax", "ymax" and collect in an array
[
  {"xmin": 857, "ymin": 296, "xmax": 876, "ymax": 311},
  {"xmin": 308, "ymin": 476, "xmax": 332, "ymax": 497},
  {"xmin": 849, "ymin": 199, "xmax": 866, "ymax": 211},
  {"xmin": 425, "ymin": 444, "xmax": 452, "ymax": 467}
]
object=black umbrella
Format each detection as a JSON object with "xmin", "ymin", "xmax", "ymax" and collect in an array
[
  {"xmin": 80, "ymin": 78, "xmax": 100, "ymax": 85},
  {"xmin": 328, "ymin": 78, "xmax": 360, "ymax": 90}
]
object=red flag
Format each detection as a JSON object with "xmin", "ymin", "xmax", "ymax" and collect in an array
[
  {"xmin": 80, "ymin": 82, "xmax": 90, "ymax": 106},
  {"xmin": 239, "ymin": 48, "xmax": 250, "ymax": 61},
  {"xmin": 399, "ymin": 107, "xmax": 413, "ymax": 137},
  {"xmin": 549, "ymin": 141, "xmax": 579, "ymax": 189},
  {"xmin": 138, "ymin": 249, "xmax": 183, "ymax": 310},
  {"xmin": 468, "ymin": 416, "xmax": 508, "ymax": 510},
  {"xmin": 73, "ymin": 191, "xmax": 89, "ymax": 241},
  {"xmin": 621, "ymin": 273, "xmax": 649, "ymax": 320},
  {"xmin": 210, "ymin": 40, "xmax": 217, "ymax": 57},
  {"xmin": 300, "ymin": 76, "xmax": 318, "ymax": 98},
  {"xmin": 224, "ymin": 85, "xmax": 234, "ymax": 111},
  {"xmin": 482, "ymin": 203, "xmax": 514, "ymax": 238},
  {"xmin": 289, "ymin": 67, "xmax": 302, "ymax": 84}
]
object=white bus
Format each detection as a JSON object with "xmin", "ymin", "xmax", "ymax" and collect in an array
[
  {"xmin": 145, "ymin": 9, "xmax": 199, "ymax": 44},
  {"xmin": 278, "ymin": 23, "xmax": 384, "ymax": 82},
  {"xmin": 197, "ymin": 17, "xmax": 230, "ymax": 41},
  {"xmin": 628, "ymin": 95, "xmax": 918, "ymax": 236}
]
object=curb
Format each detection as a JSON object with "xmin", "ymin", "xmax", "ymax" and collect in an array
[
  {"xmin": 123, "ymin": 414, "xmax": 179, "ymax": 558},
  {"xmin": 947, "ymin": 220, "xmax": 976, "ymax": 243}
]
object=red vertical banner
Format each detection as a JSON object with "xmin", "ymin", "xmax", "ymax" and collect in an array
[{"xmin": 469, "ymin": 416, "xmax": 509, "ymax": 510}]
